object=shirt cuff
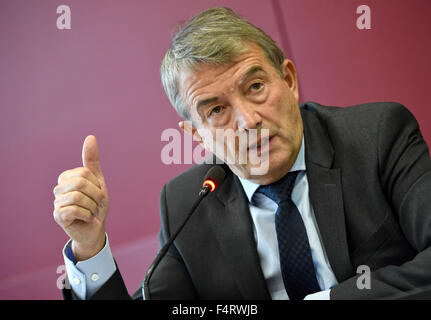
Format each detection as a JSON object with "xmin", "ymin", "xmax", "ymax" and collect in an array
[
  {"xmin": 303, "ymin": 289, "xmax": 331, "ymax": 300},
  {"xmin": 62, "ymin": 233, "xmax": 117, "ymax": 299}
]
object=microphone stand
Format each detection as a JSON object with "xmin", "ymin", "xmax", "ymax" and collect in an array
[{"xmin": 143, "ymin": 184, "xmax": 212, "ymax": 300}]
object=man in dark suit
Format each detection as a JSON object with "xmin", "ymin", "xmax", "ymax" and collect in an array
[{"xmin": 54, "ymin": 7, "xmax": 431, "ymax": 300}]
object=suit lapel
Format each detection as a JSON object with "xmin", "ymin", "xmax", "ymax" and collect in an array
[
  {"xmin": 301, "ymin": 105, "xmax": 354, "ymax": 282},
  {"xmin": 208, "ymin": 167, "xmax": 271, "ymax": 299}
]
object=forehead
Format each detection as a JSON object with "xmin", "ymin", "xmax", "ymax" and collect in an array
[{"xmin": 178, "ymin": 44, "xmax": 275, "ymax": 114}]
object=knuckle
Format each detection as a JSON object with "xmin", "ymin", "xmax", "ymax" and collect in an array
[
  {"xmin": 53, "ymin": 209, "xmax": 59, "ymax": 222},
  {"xmin": 95, "ymin": 190, "xmax": 104, "ymax": 204},
  {"xmin": 80, "ymin": 167, "xmax": 91, "ymax": 178},
  {"xmin": 54, "ymin": 186, "xmax": 64, "ymax": 197},
  {"xmin": 74, "ymin": 176, "xmax": 86, "ymax": 189},
  {"xmin": 54, "ymin": 191, "xmax": 65, "ymax": 204},
  {"xmin": 57, "ymin": 169, "xmax": 70, "ymax": 184},
  {"xmin": 53, "ymin": 197, "xmax": 63, "ymax": 209},
  {"xmin": 53, "ymin": 208, "xmax": 66, "ymax": 225},
  {"xmin": 60, "ymin": 207, "xmax": 76, "ymax": 224},
  {"xmin": 71, "ymin": 191, "xmax": 83, "ymax": 202}
]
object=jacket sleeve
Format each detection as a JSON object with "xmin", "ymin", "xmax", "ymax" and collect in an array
[{"xmin": 331, "ymin": 103, "xmax": 431, "ymax": 299}]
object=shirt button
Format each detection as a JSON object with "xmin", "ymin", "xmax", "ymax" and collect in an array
[
  {"xmin": 91, "ymin": 273, "xmax": 99, "ymax": 281},
  {"xmin": 73, "ymin": 277, "xmax": 81, "ymax": 285}
]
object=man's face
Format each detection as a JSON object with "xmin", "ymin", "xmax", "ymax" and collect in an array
[{"xmin": 179, "ymin": 43, "xmax": 303, "ymax": 185}]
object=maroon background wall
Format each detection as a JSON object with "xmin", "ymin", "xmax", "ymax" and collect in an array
[{"xmin": 0, "ymin": 0, "xmax": 430, "ymax": 299}]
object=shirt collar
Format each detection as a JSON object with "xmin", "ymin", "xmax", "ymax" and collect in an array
[{"xmin": 238, "ymin": 136, "xmax": 306, "ymax": 203}]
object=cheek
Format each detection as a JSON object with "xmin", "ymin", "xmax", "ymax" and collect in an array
[
  {"xmin": 263, "ymin": 90, "xmax": 289, "ymax": 123},
  {"xmin": 199, "ymin": 130, "xmax": 215, "ymax": 152},
  {"xmin": 267, "ymin": 92, "xmax": 301, "ymax": 137}
]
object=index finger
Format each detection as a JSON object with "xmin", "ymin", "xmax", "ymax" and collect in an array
[{"xmin": 57, "ymin": 167, "xmax": 101, "ymax": 189}]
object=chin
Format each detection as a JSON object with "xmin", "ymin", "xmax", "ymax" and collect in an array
[
  {"xmin": 236, "ymin": 163, "xmax": 281, "ymax": 185},
  {"xmin": 230, "ymin": 150, "xmax": 292, "ymax": 184}
]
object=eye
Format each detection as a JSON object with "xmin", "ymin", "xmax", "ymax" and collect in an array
[
  {"xmin": 208, "ymin": 105, "xmax": 223, "ymax": 117},
  {"xmin": 249, "ymin": 82, "xmax": 263, "ymax": 92}
]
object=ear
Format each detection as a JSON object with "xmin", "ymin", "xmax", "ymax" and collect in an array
[
  {"xmin": 178, "ymin": 121, "xmax": 203, "ymax": 143},
  {"xmin": 280, "ymin": 59, "xmax": 299, "ymax": 103}
]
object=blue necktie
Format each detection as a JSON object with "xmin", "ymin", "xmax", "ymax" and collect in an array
[{"xmin": 256, "ymin": 171, "xmax": 320, "ymax": 300}]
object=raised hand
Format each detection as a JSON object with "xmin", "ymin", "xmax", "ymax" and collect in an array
[{"xmin": 53, "ymin": 135, "xmax": 109, "ymax": 261}]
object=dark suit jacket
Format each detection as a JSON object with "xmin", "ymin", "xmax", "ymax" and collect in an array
[{"xmin": 63, "ymin": 101, "xmax": 431, "ymax": 300}]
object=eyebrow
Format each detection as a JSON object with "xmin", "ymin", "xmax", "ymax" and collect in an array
[
  {"xmin": 239, "ymin": 65, "xmax": 266, "ymax": 85},
  {"xmin": 196, "ymin": 96, "xmax": 220, "ymax": 111}
]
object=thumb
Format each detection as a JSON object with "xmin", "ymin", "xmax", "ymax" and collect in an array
[{"xmin": 82, "ymin": 135, "xmax": 104, "ymax": 179}]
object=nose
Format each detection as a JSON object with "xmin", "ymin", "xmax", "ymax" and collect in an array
[{"xmin": 234, "ymin": 101, "xmax": 262, "ymax": 132}]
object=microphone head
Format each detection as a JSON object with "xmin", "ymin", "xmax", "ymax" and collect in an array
[{"xmin": 203, "ymin": 166, "xmax": 226, "ymax": 192}]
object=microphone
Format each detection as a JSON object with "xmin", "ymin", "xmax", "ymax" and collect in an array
[
  {"xmin": 200, "ymin": 165, "xmax": 226, "ymax": 196},
  {"xmin": 143, "ymin": 165, "xmax": 226, "ymax": 299}
]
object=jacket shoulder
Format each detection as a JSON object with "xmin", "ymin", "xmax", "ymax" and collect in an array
[
  {"xmin": 301, "ymin": 101, "xmax": 411, "ymax": 120},
  {"xmin": 301, "ymin": 101, "xmax": 417, "ymax": 144}
]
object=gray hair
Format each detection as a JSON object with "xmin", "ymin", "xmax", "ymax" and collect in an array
[{"xmin": 160, "ymin": 7, "xmax": 285, "ymax": 120}]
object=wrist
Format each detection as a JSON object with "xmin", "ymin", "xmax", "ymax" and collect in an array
[{"xmin": 72, "ymin": 233, "xmax": 106, "ymax": 262}]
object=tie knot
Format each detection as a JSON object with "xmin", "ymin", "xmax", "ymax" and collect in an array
[{"xmin": 256, "ymin": 171, "xmax": 299, "ymax": 204}]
